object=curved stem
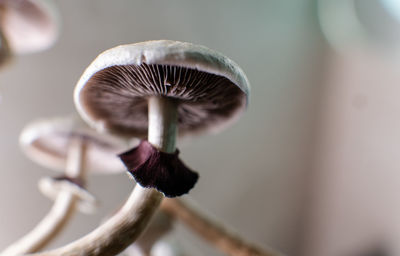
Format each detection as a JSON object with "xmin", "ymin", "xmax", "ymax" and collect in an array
[
  {"xmin": 32, "ymin": 186, "xmax": 162, "ymax": 256},
  {"xmin": 0, "ymin": 138, "xmax": 86, "ymax": 255},
  {"xmin": 29, "ymin": 97, "xmax": 177, "ymax": 256},
  {"xmin": 1, "ymin": 191, "xmax": 76, "ymax": 255},
  {"xmin": 160, "ymin": 198, "xmax": 284, "ymax": 256}
]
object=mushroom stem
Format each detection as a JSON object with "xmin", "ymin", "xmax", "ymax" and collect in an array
[
  {"xmin": 161, "ymin": 198, "xmax": 284, "ymax": 256},
  {"xmin": 148, "ymin": 96, "xmax": 177, "ymax": 153},
  {"xmin": 119, "ymin": 96, "xmax": 197, "ymax": 197},
  {"xmin": 0, "ymin": 138, "xmax": 86, "ymax": 255},
  {"xmin": 65, "ymin": 136, "xmax": 87, "ymax": 179},
  {"xmin": 28, "ymin": 97, "xmax": 180, "ymax": 255},
  {"xmin": 31, "ymin": 186, "xmax": 162, "ymax": 256},
  {"xmin": 1, "ymin": 191, "xmax": 77, "ymax": 256}
]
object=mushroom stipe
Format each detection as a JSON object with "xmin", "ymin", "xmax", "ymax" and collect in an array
[{"xmin": 119, "ymin": 140, "xmax": 198, "ymax": 197}]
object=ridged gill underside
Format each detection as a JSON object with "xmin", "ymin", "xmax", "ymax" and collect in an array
[{"xmin": 82, "ymin": 63, "xmax": 246, "ymax": 137}]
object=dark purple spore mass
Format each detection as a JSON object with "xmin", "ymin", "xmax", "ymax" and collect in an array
[{"xmin": 119, "ymin": 140, "xmax": 198, "ymax": 197}]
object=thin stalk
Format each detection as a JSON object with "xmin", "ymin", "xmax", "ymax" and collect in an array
[
  {"xmin": 1, "ymin": 137, "xmax": 86, "ymax": 255},
  {"xmin": 161, "ymin": 198, "xmax": 284, "ymax": 256},
  {"xmin": 30, "ymin": 97, "xmax": 177, "ymax": 256},
  {"xmin": 148, "ymin": 96, "xmax": 177, "ymax": 153}
]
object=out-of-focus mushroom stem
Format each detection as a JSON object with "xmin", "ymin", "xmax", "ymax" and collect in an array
[
  {"xmin": 29, "ymin": 97, "xmax": 181, "ymax": 255},
  {"xmin": 31, "ymin": 186, "xmax": 162, "ymax": 256},
  {"xmin": 1, "ymin": 191, "xmax": 76, "ymax": 256},
  {"xmin": 65, "ymin": 136, "xmax": 87, "ymax": 179},
  {"xmin": 161, "ymin": 198, "xmax": 284, "ymax": 256},
  {"xmin": 0, "ymin": 138, "xmax": 86, "ymax": 255}
]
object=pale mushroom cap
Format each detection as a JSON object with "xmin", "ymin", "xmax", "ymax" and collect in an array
[
  {"xmin": 20, "ymin": 115, "xmax": 132, "ymax": 174},
  {"xmin": 0, "ymin": 0, "xmax": 59, "ymax": 54},
  {"xmin": 39, "ymin": 176, "xmax": 97, "ymax": 214},
  {"xmin": 74, "ymin": 40, "xmax": 250, "ymax": 137}
]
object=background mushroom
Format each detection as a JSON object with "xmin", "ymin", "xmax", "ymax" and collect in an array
[
  {"xmin": 31, "ymin": 40, "xmax": 250, "ymax": 256},
  {"xmin": 0, "ymin": 115, "xmax": 128, "ymax": 255},
  {"xmin": 0, "ymin": 0, "xmax": 59, "ymax": 54},
  {"xmin": 0, "ymin": 0, "xmax": 59, "ymax": 67}
]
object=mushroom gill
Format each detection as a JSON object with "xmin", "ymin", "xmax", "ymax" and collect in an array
[{"xmin": 82, "ymin": 63, "xmax": 246, "ymax": 137}]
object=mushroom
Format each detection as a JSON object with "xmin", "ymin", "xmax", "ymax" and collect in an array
[
  {"xmin": 32, "ymin": 40, "xmax": 249, "ymax": 256},
  {"xmin": 0, "ymin": 115, "xmax": 128, "ymax": 255},
  {"xmin": 0, "ymin": 0, "xmax": 59, "ymax": 66}
]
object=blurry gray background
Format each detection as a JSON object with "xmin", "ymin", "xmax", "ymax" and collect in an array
[{"xmin": 0, "ymin": 1, "xmax": 323, "ymax": 255}]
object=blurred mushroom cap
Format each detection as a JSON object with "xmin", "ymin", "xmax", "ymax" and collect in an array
[
  {"xmin": 20, "ymin": 115, "xmax": 133, "ymax": 174},
  {"xmin": 0, "ymin": 0, "xmax": 59, "ymax": 54},
  {"xmin": 39, "ymin": 176, "xmax": 97, "ymax": 214}
]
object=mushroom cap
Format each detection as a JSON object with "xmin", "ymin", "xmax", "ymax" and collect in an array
[
  {"xmin": 74, "ymin": 40, "xmax": 250, "ymax": 137},
  {"xmin": 39, "ymin": 176, "xmax": 97, "ymax": 214},
  {"xmin": 20, "ymin": 115, "xmax": 132, "ymax": 174},
  {"xmin": 0, "ymin": 0, "xmax": 59, "ymax": 54}
]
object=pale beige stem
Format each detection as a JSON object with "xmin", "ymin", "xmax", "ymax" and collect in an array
[
  {"xmin": 161, "ymin": 198, "xmax": 284, "ymax": 256},
  {"xmin": 30, "ymin": 186, "xmax": 162, "ymax": 256},
  {"xmin": 1, "ymin": 138, "xmax": 86, "ymax": 255},
  {"xmin": 148, "ymin": 96, "xmax": 177, "ymax": 153},
  {"xmin": 30, "ymin": 97, "xmax": 177, "ymax": 256}
]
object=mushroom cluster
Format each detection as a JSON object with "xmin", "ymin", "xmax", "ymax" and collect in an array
[
  {"xmin": 0, "ymin": 34, "xmax": 278, "ymax": 255},
  {"xmin": 25, "ymin": 40, "xmax": 251, "ymax": 256}
]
